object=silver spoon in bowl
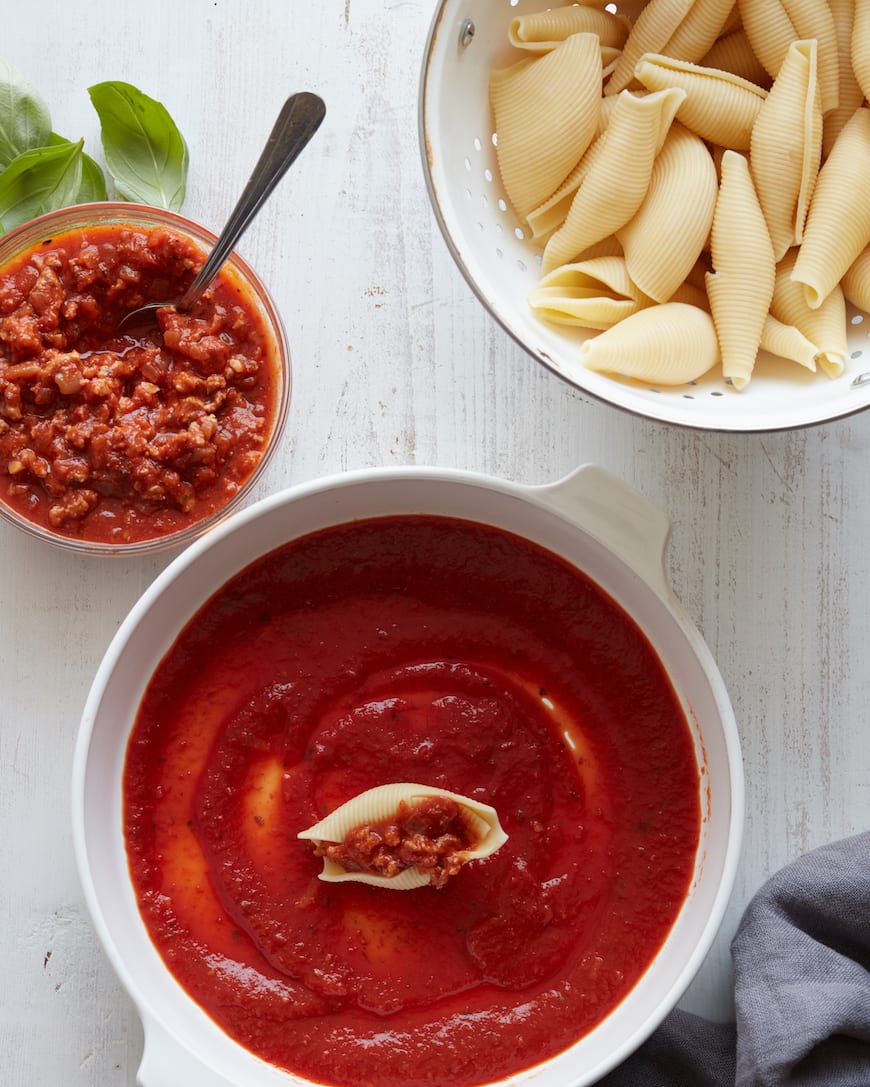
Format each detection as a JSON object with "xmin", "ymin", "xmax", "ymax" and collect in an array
[{"xmin": 117, "ymin": 90, "xmax": 326, "ymax": 333}]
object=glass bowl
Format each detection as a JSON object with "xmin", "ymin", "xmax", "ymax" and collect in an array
[{"xmin": 0, "ymin": 202, "xmax": 290, "ymax": 556}]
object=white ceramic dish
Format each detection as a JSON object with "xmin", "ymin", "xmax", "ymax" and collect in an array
[
  {"xmin": 72, "ymin": 465, "xmax": 743, "ymax": 1087},
  {"xmin": 419, "ymin": 0, "xmax": 870, "ymax": 431}
]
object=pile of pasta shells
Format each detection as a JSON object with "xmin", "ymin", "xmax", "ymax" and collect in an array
[{"xmin": 489, "ymin": 0, "xmax": 870, "ymax": 390}]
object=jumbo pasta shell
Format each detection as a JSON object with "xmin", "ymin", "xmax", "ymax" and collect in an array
[
  {"xmin": 706, "ymin": 150, "xmax": 776, "ymax": 391},
  {"xmin": 529, "ymin": 256, "xmax": 651, "ymax": 329},
  {"xmin": 749, "ymin": 38, "xmax": 822, "ymax": 261},
  {"xmin": 792, "ymin": 107, "xmax": 870, "ymax": 310},
  {"xmin": 617, "ymin": 123, "xmax": 718, "ymax": 303},
  {"xmin": 737, "ymin": 0, "xmax": 839, "ymax": 112},
  {"xmin": 580, "ymin": 302, "xmax": 719, "ymax": 385},
  {"xmin": 760, "ymin": 313, "xmax": 818, "ymax": 372},
  {"xmin": 298, "ymin": 783, "xmax": 508, "ymax": 889},
  {"xmin": 700, "ymin": 28, "xmax": 772, "ymax": 87},
  {"xmin": 606, "ymin": 0, "xmax": 721, "ymax": 97},
  {"xmin": 773, "ymin": 250, "xmax": 847, "ymax": 377},
  {"xmin": 542, "ymin": 88, "xmax": 684, "ymax": 273},
  {"xmin": 509, "ymin": 6, "xmax": 630, "ymax": 53},
  {"xmin": 634, "ymin": 53, "xmax": 767, "ymax": 150},
  {"xmin": 842, "ymin": 245, "xmax": 870, "ymax": 312},
  {"xmin": 490, "ymin": 32, "xmax": 603, "ymax": 220},
  {"xmin": 824, "ymin": 0, "xmax": 864, "ymax": 156},
  {"xmin": 852, "ymin": 1, "xmax": 870, "ymax": 104}
]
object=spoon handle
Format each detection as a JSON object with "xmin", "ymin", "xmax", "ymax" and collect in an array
[{"xmin": 179, "ymin": 91, "xmax": 326, "ymax": 309}]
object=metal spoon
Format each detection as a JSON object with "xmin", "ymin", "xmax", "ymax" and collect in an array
[{"xmin": 118, "ymin": 91, "xmax": 326, "ymax": 332}]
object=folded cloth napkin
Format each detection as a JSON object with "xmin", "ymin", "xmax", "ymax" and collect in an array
[{"xmin": 599, "ymin": 832, "xmax": 870, "ymax": 1086}]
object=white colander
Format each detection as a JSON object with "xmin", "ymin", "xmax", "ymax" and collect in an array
[{"xmin": 419, "ymin": 0, "xmax": 870, "ymax": 431}]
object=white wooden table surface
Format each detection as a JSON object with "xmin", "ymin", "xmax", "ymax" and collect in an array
[{"xmin": 1, "ymin": 2, "xmax": 868, "ymax": 1084}]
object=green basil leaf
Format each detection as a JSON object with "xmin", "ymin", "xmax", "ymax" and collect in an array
[
  {"xmin": 0, "ymin": 59, "xmax": 52, "ymax": 168},
  {"xmin": 0, "ymin": 138, "xmax": 85, "ymax": 233},
  {"xmin": 88, "ymin": 81, "xmax": 188, "ymax": 210},
  {"xmin": 48, "ymin": 133, "xmax": 108, "ymax": 202},
  {"xmin": 78, "ymin": 150, "xmax": 109, "ymax": 202}
]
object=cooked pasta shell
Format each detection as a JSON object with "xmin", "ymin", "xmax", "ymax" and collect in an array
[
  {"xmin": 605, "ymin": 0, "xmax": 736, "ymax": 97},
  {"xmin": 824, "ymin": 0, "xmax": 864, "ymax": 156},
  {"xmin": 527, "ymin": 95, "xmax": 625, "ymax": 240},
  {"xmin": 851, "ymin": 1, "xmax": 870, "ymax": 106},
  {"xmin": 705, "ymin": 150, "xmax": 775, "ymax": 390},
  {"xmin": 760, "ymin": 313, "xmax": 817, "ymax": 371},
  {"xmin": 842, "ymin": 245, "xmax": 870, "ymax": 312},
  {"xmin": 580, "ymin": 302, "xmax": 719, "ymax": 384},
  {"xmin": 792, "ymin": 107, "xmax": 870, "ymax": 310},
  {"xmin": 701, "ymin": 28, "xmax": 773, "ymax": 86},
  {"xmin": 490, "ymin": 33, "xmax": 603, "ymax": 220},
  {"xmin": 529, "ymin": 256, "xmax": 651, "ymax": 329},
  {"xmin": 773, "ymin": 249, "xmax": 847, "ymax": 376},
  {"xmin": 750, "ymin": 39, "xmax": 822, "ymax": 261},
  {"xmin": 606, "ymin": 0, "xmax": 695, "ymax": 96},
  {"xmin": 298, "ymin": 783, "xmax": 508, "ymax": 889},
  {"xmin": 617, "ymin": 123, "xmax": 718, "ymax": 302},
  {"xmin": 737, "ymin": 0, "xmax": 839, "ymax": 112},
  {"xmin": 658, "ymin": 0, "xmax": 739, "ymax": 63},
  {"xmin": 509, "ymin": 6, "xmax": 631, "ymax": 53},
  {"xmin": 542, "ymin": 87, "xmax": 685, "ymax": 273},
  {"xmin": 634, "ymin": 53, "xmax": 767, "ymax": 150}
]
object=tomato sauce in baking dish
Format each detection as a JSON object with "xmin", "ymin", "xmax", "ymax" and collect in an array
[
  {"xmin": 0, "ymin": 223, "xmax": 278, "ymax": 545},
  {"xmin": 123, "ymin": 515, "xmax": 700, "ymax": 1087}
]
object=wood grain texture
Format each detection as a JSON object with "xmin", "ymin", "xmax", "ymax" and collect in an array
[{"xmin": 1, "ymin": 1, "xmax": 869, "ymax": 1083}]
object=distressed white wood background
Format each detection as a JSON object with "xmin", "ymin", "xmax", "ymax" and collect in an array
[{"xmin": 1, "ymin": 1, "xmax": 868, "ymax": 1084}]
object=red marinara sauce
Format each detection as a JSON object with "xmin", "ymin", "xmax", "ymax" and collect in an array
[
  {"xmin": 124, "ymin": 516, "xmax": 700, "ymax": 1087},
  {"xmin": 0, "ymin": 223, "xmax": 279, "ymax": 546}
]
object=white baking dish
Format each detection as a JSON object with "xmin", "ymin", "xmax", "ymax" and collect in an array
[{"xmin": 72, "ymin": 465, "xmax": 743, "ymax": 1087}]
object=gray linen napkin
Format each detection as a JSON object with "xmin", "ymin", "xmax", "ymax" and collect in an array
[{"xmin": 598, "ymin": 832, "xmax": 870, "ymax": 1086}]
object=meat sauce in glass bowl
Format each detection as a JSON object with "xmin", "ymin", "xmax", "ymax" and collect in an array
[{"xmin": 0, "ymin": 203, "xmax": 290, "ymax": 555}]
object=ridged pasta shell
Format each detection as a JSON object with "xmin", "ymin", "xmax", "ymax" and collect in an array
[
  {"xmin": 706, "ymin": 150, "xmax": 775, "ymax": 391},
  {"xmin": 634, "ymin": 53, "xmax": 767, "ymax": 150},
  {"xmin": 773, "ymin": 250, "xmax": 847, "ymax": 377},
  {"xmin": 852, "ymin": 1, "xmax": 870, "ymax": 104},
  {"xmin": 605, "ymin": 0, "xmax": 734, "ymax": 96},
  {"xmin": 750, "ymin": 39, "xmax": 822, "ymax": 261},
  {"xmin": 760, "ymin": 313, "xmax": 817, "ymax": 372},
  {"xmin": 842, "ymin": 245, "xmax": 870, "ymax": 312},
  {"xmin": 490, "ymin": 33, "xmax": 603, "ymax": 220},
  {"xmin": 700, "ymin": 29, "xmax": 773, "ymax": 87},
  {"xmin": 580, "ymin": 302, "xmax": 719, "ymax": 385},
  {"xmin": 824, "ymin": 0, "xmax": 864, "ymax": 156},
  {"xmin": 617, "ymin": 123, "xmax": 718, "ymax": 303},
  {"xmin": 792, "ymin": 107, "xmax": 870, "ymax": 310},
  {"xmin": 529, "ymin": 256, "xmax": 651, "ymax": 329},
  {"xmin": 509, "ymin": 6, "xmax": 631, "ymax": 53},
  {"xmin": 298, "ymin": 783, "xmax": 508, "ymax": 889},
  {"xmin": 542, "ymin": 87, "xmax": 685, "ymax": 273},
  {"xmin": 737, "ymin": 0, "xmax": 839, "ymax": 112}
]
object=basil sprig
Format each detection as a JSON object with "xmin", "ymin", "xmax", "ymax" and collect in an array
[{"xmin": 0, "ymin": 61, "xmax": 188, "ymax": 234}]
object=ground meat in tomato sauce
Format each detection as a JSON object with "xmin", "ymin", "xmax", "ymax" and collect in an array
[
  {"xmin": 314, "ymin": 796, "xmax": 479, "ymax": 888},
  {"xmin": 0, "ymin": 223, "xmax": 278, "ymax": 545}
]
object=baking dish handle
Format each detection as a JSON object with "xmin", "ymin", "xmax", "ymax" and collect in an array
[
  {"xmin": 530, "ymin": 464, "xmax": 672, "ymax": 598},
  {"xmin": 136, "ymin": 1016, "xmax": 238, "ymax": 1087}
]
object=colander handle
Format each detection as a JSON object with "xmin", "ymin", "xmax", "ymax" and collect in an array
[
  {"xmin": 136, "ymin": 1016, "xmax": 239, "ymax": 1087},
  {"xmin": 530, "ymin": 464, "xmax": 672, "ymax": 598}
]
